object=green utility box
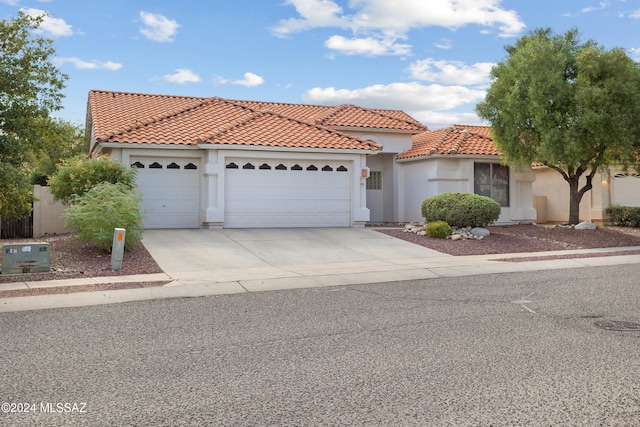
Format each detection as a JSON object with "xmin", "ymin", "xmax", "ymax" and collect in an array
[{"xmin": 1, "ymin": 243, "xmax": 51, "ymax": 274}]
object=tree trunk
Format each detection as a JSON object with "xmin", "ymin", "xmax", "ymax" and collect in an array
[
  {"xmin": 568, "ymin": 177, "xmax": 581, "ymax": 225},
  {"xmin": 566, "ymin": 170, "xmax": 594, "ymax": 225}
]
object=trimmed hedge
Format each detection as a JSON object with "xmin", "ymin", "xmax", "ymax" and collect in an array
[
  {"xmin": 606, "ymin": 205, "xmax": 640, "ymax": 227},
  {"xmin": 421, "ymin": 192, "xmax": 501, "ymax": 228}
]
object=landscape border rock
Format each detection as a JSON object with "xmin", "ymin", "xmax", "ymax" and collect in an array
[
  {"xmin": 553, "ymin": 221, "xmax": 598, "ymax": 230},
  {"xmin": 402, "ymin": 223, "xmax": 490, "ymax": 240}
]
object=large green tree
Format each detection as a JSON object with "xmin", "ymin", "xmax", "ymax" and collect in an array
[
  {"xmin": 476, "ymin": 28, "xmax": 640, "ymax": 224},
  {"xmin": 0, "ymin": 11, "xmax": 67, "ymax": 221}
]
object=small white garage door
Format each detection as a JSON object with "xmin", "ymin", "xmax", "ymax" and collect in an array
[
  {"xmin": 131, "ymin": 158, "xmax": 200, "ymax": 228},
  {"xmin": 614, "ymin": 173, "xmax": 640, "ymax": 207},
  {"xmin": 225, "ymin": 159, "xmax": 351, "ymax": 228}
]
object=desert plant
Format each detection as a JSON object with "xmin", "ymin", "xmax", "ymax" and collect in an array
[
  {"xmin": 606, "ymin": 205, "xmax": 640, "ymax": 227},
  {"xmin": 48, "ymin": 154, "xmax": 136, "ymax": 204},
  {"xmin": 421, "ymin": 192, "xmax": 501, "ymax": 228},
  {"xmin": 64, "ymin": 182, "xmax": 144, "ymax": 252},
  {"xmin": 425, "ymin": 220, "xmax": 452, "ymax": 238}
]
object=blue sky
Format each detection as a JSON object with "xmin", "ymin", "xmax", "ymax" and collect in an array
[{"xmin": 2, "ymin": 0, "xmax": 639, "ymax": 130}]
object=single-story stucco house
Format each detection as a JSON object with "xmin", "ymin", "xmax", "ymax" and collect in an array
[{"xmin": 86, "ymin": 90, "xmax": 537, "ymax": 228}]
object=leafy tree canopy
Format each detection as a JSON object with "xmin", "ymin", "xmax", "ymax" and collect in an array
[
  {"xmin": 476, "ymin": 28, "xmax": 640, "ymax": 224},
  {"xmin": 29, "ymin": 118, "xmax": 86, "ymax": 185},
  {"xmin": 0, "ymin": 11, "xmax": 68, "ymax": 221}
]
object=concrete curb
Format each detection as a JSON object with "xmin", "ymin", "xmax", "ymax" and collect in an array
[{"xmin": 1, "ymin": 249, "xmax": 639, "ymax": 313}]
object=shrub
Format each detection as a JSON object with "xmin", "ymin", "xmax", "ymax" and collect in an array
[
  {"xmin": 421, "ymin": 192, "xmax": 501, "ymax": 228},
  {"xmin": 425, "ymin": 220, "xmax": 452, "ymax": 238},
  {"xmin": 65, "ymin": 182, "xmax": 144, "ymax": 252},
  {"xmin": 0, "ymin": 165, "xmax": 35, "ymax": 221},
  {"xmin": 49, "ymin": 154, "xmax": 136, "ymax": 204},
  {"xmin": 606, "ymin": 205, "xmax": 640, "ymax": 227}
]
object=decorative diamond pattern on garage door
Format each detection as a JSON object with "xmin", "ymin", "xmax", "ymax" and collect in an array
[
  {"xmin": 224, "ymin": 159, "xmax": 351, "ymax": 228},
  {"xmin": 132, "ymin": 158, "xmax": 200, "ymax": 228}
]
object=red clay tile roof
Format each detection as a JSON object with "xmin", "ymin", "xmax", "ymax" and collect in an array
[
  {"xmin": 87, "ymin": 90, "xmax": 426, "ymax": 153},
  {"xmin": 398, "ymin": 124, "xmax": 500, "ymax": 160},
  {"xmin": 235, "ymin": 100, "xmax": 426, "ymax": 131}
]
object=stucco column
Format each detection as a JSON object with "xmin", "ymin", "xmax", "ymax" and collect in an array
[
  {"xmin": 353, "ymin": 154, "xmax": 370, "ymax": 226},
  {"xmin": 511, "ymin": 165, "xmax": 537, "ymax": 222},
  {"xmin": 202, "ymin": 150, "xmax": 224, "ymax": 228},
  {"xmin": 589, "ymin": 168, "xmax": 611, "ymax": 225}
]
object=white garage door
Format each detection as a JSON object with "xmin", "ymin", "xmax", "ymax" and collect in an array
[
  {"xmin": 131, "ymin": 158, "xmax": 200, "ymax": 228},
  {"xmin": 225, "ymin": 159, "xmax": 351, "ymax": 228},
  {"xmin": 614, "ymin": 173, "xmax": 640, "ymax": 207}
]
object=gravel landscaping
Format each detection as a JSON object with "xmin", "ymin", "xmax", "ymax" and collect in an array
[{"xmin": 378, "ymin": 224, "xmax": 640, "ymax": 256}]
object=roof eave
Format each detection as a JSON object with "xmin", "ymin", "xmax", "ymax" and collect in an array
[
  {"xmin": 197, "ymin": 143, "xmax": 379, "ymax": 155},
  {"xmin": 97, "ymin": 142, "xmax": 200, "ymax": 151},
  {"xmin": 396, "ymin": 153, "xmax": 502, "ymax": 162}
]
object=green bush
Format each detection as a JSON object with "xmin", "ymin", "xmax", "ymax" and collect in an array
[
  {"xmin": 65, "ymin": 182, "xmax": 144, "ymax": 252},
  {"xmin": 421, "ymin": 192, "xmax": 501, "ymax": 228},
  {"xmin": 49, "ymin": 155, "xmax": 136, "ymax": 204},
  {"xmin": 606, "ymin": 205, "xmax": 640, "ymax": 227},
  {"xmin": 425, "ymin": 220, "xmax": 452, "ymax": 238},
  {"xmin": 0, "ymin": 165, "xmax": 34, "ymax": 221}
]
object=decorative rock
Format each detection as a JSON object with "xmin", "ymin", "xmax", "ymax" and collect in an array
[
  {"xmin": 575, "ymin": 221, "xmax": 597, "ymax": 230},
  {"xmin": 470, "ymin": 227, "xmax": 490, "ymax": 237},
  {"xmin": 401, "ymin": 222, "xmax": 491, "ymax": 241}
]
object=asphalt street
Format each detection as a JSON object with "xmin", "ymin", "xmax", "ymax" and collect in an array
[{"xmin": 1, "ymin": 264, "xmax": 639, "ymax": 426}]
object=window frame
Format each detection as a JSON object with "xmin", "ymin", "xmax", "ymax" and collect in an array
[{"xmin": 474, "ymin": 162, "xmax": 509, "ymax": 207}]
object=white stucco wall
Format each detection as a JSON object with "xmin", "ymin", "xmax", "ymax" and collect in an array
[
  {"xmin": 109, "ymin": 145, "xmax": 371, "ymax": 228},
  {"xmin": 347, "ymin": 130, "xmax": 414, "ymax": 154},
  {"xmin": 399, "ymin": 157, "xmax": 536, "ymax": 224},
  {"xmin": 351, "ymin": 129, "xmax": 416, "ymax": 223},
  {"xmin": 532, "ymin": 167, "xmax": 612, "ymax": 224}
]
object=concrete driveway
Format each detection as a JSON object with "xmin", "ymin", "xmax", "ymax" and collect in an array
[{"xmin": 141, "ymin": 228, "xmax": 449, "ymax": 290}]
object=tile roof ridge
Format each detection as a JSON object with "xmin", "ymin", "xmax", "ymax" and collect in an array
[
  {"xmin": 361, "ymin": 105, "xmax": 428, "ymax": 130},
  {"xmin": 313, "ymin": 104, "xmax": 351, "ymax": 125},
  {"xmin": 95, "ymin": 95, "xmax": 221, "ymax": 142},
  {"xmin": 196, "ymin": 100, "xmax": 265, "ymax": 142},
  {"xmin": 89, "ymin": 89, "xmax": 206, "ymax": 101},
  {"xmin": 430, "ymin": 125, "xmax": 456, "ymax": 155},
  {"xmin": 200, "ymin": 101, "xmax": 381, "ymax": 150},
  {"xmin": 452, "ymin": 124, "xmax": 492, "ymax": 137},
  {"xmin": 448, "ymin": 127, "xmax": 469, "ymax": 154}
]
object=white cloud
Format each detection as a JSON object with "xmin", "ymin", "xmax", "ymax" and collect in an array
[
  {"xmin": 232, "ymin": 72, "xmax": 265, "ymax": 87},
  {"xmin": 630, "ymin": 9, "xmax": 640, "ymax": 18},
  {"xmin": 411, "ymin": 111, "xmax": 485, "ymax": 130},
  {"xmin": 303, "ymin": 81, "xmax": 486, "ymax": 112},
  {"xmin": 434, "ymin": 38, "xmax": 453, "ymax": 50},
  {"xmin": 408, "ymin": 59, "xmax": 494, "ymax": 85},
  {"xmin": 139, "ymin": 11, "xmax": 180, "ymax": 42},
  {"xmin": 21, "ymin": 8, "xmax": 73, "ymax": 37},
  {"xmin": 273, "ymin": 0, "xmax": 525, "ymax": 56},
  {"xmin": 629, "ymin": 47, "xmax": 640, "ymax": 60},
  {"xmin": 54, "ymin": 57, "xmax": 122, "ymax": 70},
  {"xmin": 272, "ymin": 0, "xmax": 349, "ymax": 38},
  {"xmin": 581, "ymin": 2, "xmax": 610, "ymax": 13},
  {"xmin": 163, "ymin": 69, "xmax": 200, "ymax": 84},
  {"xmin": 325, "ymin": 35, "xmax": 411, "ymax": 56}
]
